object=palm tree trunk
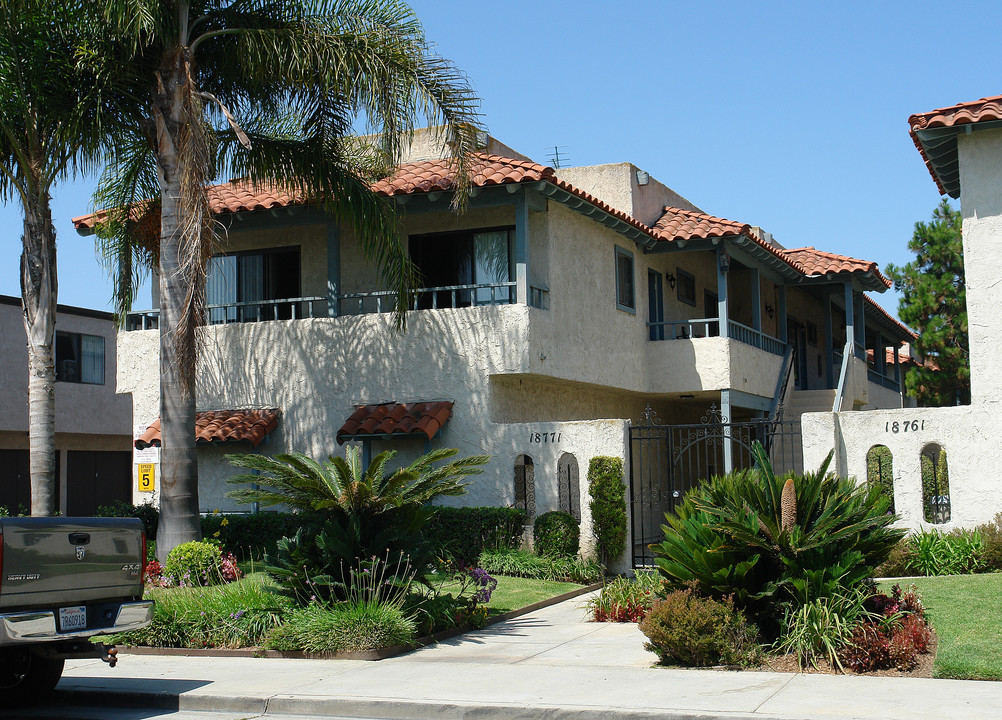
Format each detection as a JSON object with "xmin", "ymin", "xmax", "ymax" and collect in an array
[
  {"xmin": 153, "ymin": 56, "xmax": 203, "ymax": 562},
  {"xmin": 21, "ymin": 193, "xmax": 57, "ymax": 517}
]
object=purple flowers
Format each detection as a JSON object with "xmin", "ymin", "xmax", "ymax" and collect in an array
[{"xmin": 467, "ymin": 567, "xmax": 498, "ymax": 605}]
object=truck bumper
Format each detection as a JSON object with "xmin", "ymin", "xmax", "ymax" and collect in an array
[{"xmin": 0, "ymin": 601, "xmax": 154, "ymax": 644}]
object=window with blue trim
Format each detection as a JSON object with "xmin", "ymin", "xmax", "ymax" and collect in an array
[
  {"xmin": 677, "ymin": 268, "xmax": 696, "ymax": 306},
  {"xmin": 615, "ymin": 246, "xmax": 635, "ymax": 313}
]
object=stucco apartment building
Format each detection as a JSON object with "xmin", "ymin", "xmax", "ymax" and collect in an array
[
  {"xmin": 74, "ymin": 133, "xmax": 912, "ymax": 570},
  {"xmin": 805, "ymin": 94, "xmax": 1002, "ymax": 535},
  {"xmin": 0, "ymin": 295, "xmax": 133, "ymax": 515}
]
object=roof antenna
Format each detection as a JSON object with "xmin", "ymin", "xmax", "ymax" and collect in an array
[{"xmin": 546, "ymin": 146, "xmax": 569, "ymax": 169}]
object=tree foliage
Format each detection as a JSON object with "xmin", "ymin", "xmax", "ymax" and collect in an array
[{"xmin": 886, "ymin": 200, "xmax": 969, "ymax": 406}]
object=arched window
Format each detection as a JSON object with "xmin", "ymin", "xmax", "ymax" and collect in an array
[
  {"xmin": 921, "ymin": 443, "xmax": 950, "ymax": 524},
  {"xmin": 514, "ymin": 454, "xmax": 535, "ymax": 522},
  {"xmin": 866, "ymin": 445, "xmax": 894, "ymax": 513},
  {"xmin": 557, "ymin": 453, "xmax": 581, "ymax": 521}
]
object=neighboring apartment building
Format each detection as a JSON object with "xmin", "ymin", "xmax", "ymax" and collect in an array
[
  {"xmin": 73, "ymin": 133, "xmax": 912, "ymax": 570},
  {"xmin": 0, "ymin": 296, "xmax": 133, "ymax": 515}
]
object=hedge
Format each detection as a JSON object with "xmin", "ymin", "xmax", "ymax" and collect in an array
[{"xmin": 425, "ymin": 506, "xmax": 527, "ymax": 565}]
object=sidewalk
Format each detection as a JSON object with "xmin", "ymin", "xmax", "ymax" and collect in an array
[{"xmin": 48, "ymin": 593, "xmax": 1002, "ymax": 720}]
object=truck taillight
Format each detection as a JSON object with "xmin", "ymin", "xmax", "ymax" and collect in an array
[{"xmin": 140, "ymin": 531, "xmax": 147, "ymax": 584}]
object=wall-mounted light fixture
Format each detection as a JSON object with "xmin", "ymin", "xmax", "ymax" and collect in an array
[
  {"xmin": 666, "ymin": 272, "xmax": 677, "ymax": 291},
  {"xmin": 718, "ymin": 250, "xmax": 731, "ymax": 273},
  {"xmin": 765, "ymin": 304, "xmax": 775, "ymax": 319},
  {"xmin": 636, "ymin": 170, "xmax": 650, "ymax": 186}
]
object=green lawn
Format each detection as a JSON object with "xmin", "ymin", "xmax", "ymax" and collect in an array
[
  {"xmin": 436, "ymin": 575, "xmax": 586, "ymax": 616},
  {"xmin": 882, "ymin": 573, "xmax": 1002, "ymax": 680}
]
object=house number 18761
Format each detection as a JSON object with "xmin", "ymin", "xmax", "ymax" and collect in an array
[
  {"xmin": 886, "ymin": 419, "xmax": 926, "ymax": 434},
  {"xmin": 529, "ymin": 432, "xmax": 561, "ymax": 443}
]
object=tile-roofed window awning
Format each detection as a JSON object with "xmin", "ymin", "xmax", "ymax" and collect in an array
[
  {"xmin": 336, "ymin": 401, "xmax": 453, "ymax": 445},
  {"xmin": 909, "ymin": 94, "xmax": 1002, "ymax": 198},
  {"xmin": 782, "ymin": 247, "xmax": 891, "ymax": 291},
  {"xmin": 134, "ymin": 408, "xmax": 280, "ymax": 450}
]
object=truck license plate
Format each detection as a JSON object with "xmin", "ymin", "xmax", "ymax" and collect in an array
[{"xmin": 59, "ymin": 606, "xmax": 87, "ymax": 632}]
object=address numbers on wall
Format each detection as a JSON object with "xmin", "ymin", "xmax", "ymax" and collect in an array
[
  {"xmin": 885, "ymin": 419, "xmax": 927, "ymax": 434},
  {"xmin": 528, "ymin": 431, "xmax": 562, "ymax": 444}
]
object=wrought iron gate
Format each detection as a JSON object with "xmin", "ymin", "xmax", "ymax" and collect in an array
[{"xmin": 629, "ymin": 404, "xmax": 802, "ymax": 567}]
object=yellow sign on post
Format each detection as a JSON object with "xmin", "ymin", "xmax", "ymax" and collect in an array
[{"xmin": 137, "ymin": 463, "xmax": 156, "ymax": 493}]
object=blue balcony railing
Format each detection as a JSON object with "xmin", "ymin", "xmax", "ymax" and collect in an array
[{"xmin": 646, "ymin": 318, "xmax": 786, "ymax": 356}]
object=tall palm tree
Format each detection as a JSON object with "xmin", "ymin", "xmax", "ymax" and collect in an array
[
  {"xmin": 93, "ymin": 0, "xmax": 481, "ymax": 560},
  {"xmin": 0, "ymin": 0, "xmax": 126, "ymax": 515}
]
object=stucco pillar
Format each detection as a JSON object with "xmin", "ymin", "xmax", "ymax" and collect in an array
[
  {"xmin": 514, "ymin": 188, "xmax": 529, "ymax": 305},
  {"xmin": 716, "ymin": 247, "xmax": 729, "ymax": 339},
  {"xmin": 958, "ymin": 127, "xmax": 1002, "ymax": 404}
]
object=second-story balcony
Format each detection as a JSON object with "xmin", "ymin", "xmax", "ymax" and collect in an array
[
  {"xmin": 124, "ymin": 281, "xmax": 550, "ymax": 331},
  {"xmin": 647, "ymin": 318, "xmax": 786, "ymax": 356}
]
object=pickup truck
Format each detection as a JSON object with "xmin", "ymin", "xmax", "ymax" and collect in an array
[{"xmin": 0, "ymin": 517, "xmax": 154, "ymax": 701}]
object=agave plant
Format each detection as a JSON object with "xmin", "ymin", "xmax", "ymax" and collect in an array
[
  {"xmin": 226, "ymin": 446, "xmax": 488, "ymax": 602},
  {"xmin": 651, "ymin": 441, "xmax": 904, "ymax": 632}
]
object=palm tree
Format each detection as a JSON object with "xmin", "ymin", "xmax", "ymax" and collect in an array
[
  {"xmin": 0, "ymin": 1, "xmax": 126, "ymax": 515},
  {"xmin": 93, "ymin": 0, "xmax": 481, "ymax": 560}
]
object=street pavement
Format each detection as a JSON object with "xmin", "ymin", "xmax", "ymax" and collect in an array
[{"xmin": 19, "ymin": 593, "xmax": 1002, "ymax": 720}]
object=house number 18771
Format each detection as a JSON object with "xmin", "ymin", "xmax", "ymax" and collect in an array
[
  {"xmin": 886, "ymin": 419, "xmax": 926, "ymax": 434},
  {"xmin": 529, "ymin": 432, "xmax": 561, "ymax": 443}
]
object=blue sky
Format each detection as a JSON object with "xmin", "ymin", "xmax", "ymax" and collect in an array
[{"xmin": 0, "ymin": 0, "xmax": 994, "ymax": 319}]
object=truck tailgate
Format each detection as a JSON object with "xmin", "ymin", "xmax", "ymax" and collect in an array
[{"xmin": 0, "ymin": 517, "xmax": 144, "ymax": 608}]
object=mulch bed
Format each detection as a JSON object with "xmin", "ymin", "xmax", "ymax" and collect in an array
[{"xmin": 754, "ymin": 632, "xmax": 937, "ymax": 678}]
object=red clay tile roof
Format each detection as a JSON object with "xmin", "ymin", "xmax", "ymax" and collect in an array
[
  {"xmin": 336, "ymin": 401, "xmax": 453, "ymax": 444},
  {"xmin": 865, "ymin": 295, "xmax": 916, "ymax": 340},
  {"xmin": 783, "ymin": 247, "xmax": 891, "ymax": 288},
  {"xmin": 372, "ymin": 154, "xmax": 554, "ymax": 195},
  {"xmin": 652, "ymin": 207, "xmax": 808, "ymax": 275},
  {"xmin": 134, "ymin": 408, "xmax": 280, "ymax": 450},
  {"xmin": 908, "ymin": 95, "xmax": 1002, "ymax": 197}
]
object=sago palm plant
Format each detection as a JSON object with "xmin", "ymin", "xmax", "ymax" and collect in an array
[
  {"xmin": 651, "ymin": 441, "xmax": 904, "ymax": 633},
  {"xmin": 225, "ymin": 446, "xmax": 487, "ymax": 602}
]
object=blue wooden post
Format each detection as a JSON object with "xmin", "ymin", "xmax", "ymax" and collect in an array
[
  {"xmin": 824, "ymin": 292, "xmax": 834, "ymax": 387},
  {"xmin": 857, "ymin": 290, "xmax": 866, "ymax": 356},
  {"xmin": 514, "ymin": 188, "xmax": 529, "ymax": 305},
  {"xmin": 843, "ymin": 281, "xmax": 855, "ymax": 356},
  {"xmin": 750, "ymin": 269, "xmax": 761, "ymax": 332},
  {"xmin": 777, "ymin": 285, "xmax": 788, "ymax": 342},
  {"xmin": 721, "ymin": 389, "xmax": 733, "ymax": 474},
  {"xmin": 716, "ymin": 247, "xmax": 729, "ymax": 339},
  {"xmin": 326, "ymin": 222, "xmax": 340, "ymax": 317}
]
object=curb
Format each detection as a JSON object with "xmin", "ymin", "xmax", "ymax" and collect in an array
[
  {"xmin": 50, "ymin": 687, "xmax": 821, "ymax": 720},
  {"xmin": 114, "ymin": 582, "xmax": 602, "ymax": 661}
]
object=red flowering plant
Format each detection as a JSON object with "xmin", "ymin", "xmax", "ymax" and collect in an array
[{"xmin": 587, "ymin": 571, "xmax": 661, "ymax": 623}]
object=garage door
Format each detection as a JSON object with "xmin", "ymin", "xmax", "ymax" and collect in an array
[{"xmin": 66, "ymin": 450, "xmax": 132, "ymax": 516}]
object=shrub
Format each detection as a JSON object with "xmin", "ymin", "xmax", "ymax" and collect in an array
[
  {"xmin": 95, "ymin": 500, "xmax": 159, "ymax": 541},
  {"xmin": 112, "ymin": 574, "xmax": 288, "ymax": 648},
  {"xmin": 227, "ymin": 446, "xmax": 488, "ymax": 600},
  {"xmin": 874, "ymin": 539, "xmax": 917, "ymax": 578},
  {"xmin": 774, "ymin": 589, "xmax": 870, "ymax": 669},
  {"xmin": 404, "ymin": 566, "xmax": 498, "ymax": 635},
  {"xmin": 587, "ymin": 571, "xmax": 661, "ymax": 622},
  {"xmin": 533, "ymin": 511, "xmax": 579, "ymax": 557},
  {"xmin": 266, "ymin": 600, "xmax": 415, "ymax": 654},
  {"xmin": 201, "ymin": 511, "xmax": 301, "ymax": 560},
  {"xmin": 165, "ymin": 540, "xmax": 223, "ymax": 587},
  {"xmin": 975, "ymin": 513, "xmax": 1002, "ymax": 571},
  {"xmin": 588, "ymin": 457, "xmax": 627, "ymax": 566},
  {"xmin": 837, "ymin": 584, "xmax": 933, "ymax": 673},
  {"xmin": 477, "ymin": 548, "xmax": 603, "ymax": 584},
  {"xmin": 424, "ymin": 506, "xmax": 526, "ymax": 565},
  {"xmin": 638, "ymin": 587, "xmax": 759, "ymax": 667},
  {"xmin": 907, "ymin": 528, "xmax": 985, "ymax": 576},
  {"xmin": 651, "ymin": 442, "xmax": 904, "ymax": 634}
]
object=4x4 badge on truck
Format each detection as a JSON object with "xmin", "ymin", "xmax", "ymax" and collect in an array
[{"xmin": 75, "ymin": 546, "xmax": 86, "ymax": 561}]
